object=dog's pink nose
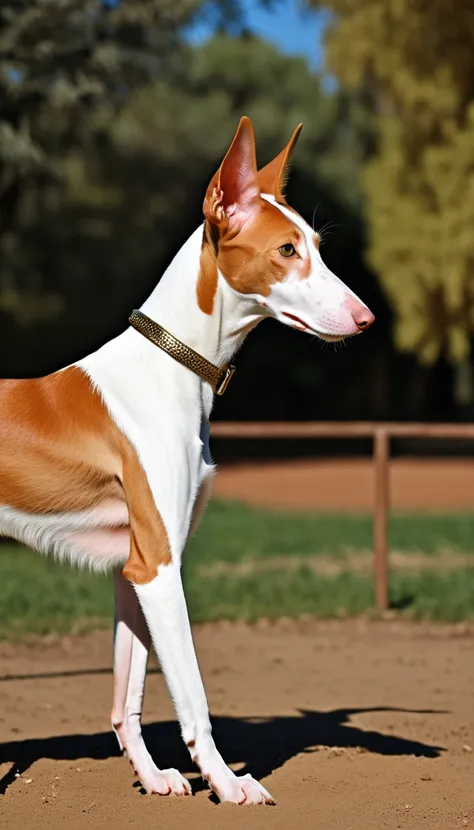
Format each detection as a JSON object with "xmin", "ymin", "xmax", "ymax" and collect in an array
[
  {"xmin": 347, "ymin": 296, "xmax": 375, "ymax": 332},
  {"xmin": 353, "ymin": 307, "xmax": 375, "ymax": 332}
]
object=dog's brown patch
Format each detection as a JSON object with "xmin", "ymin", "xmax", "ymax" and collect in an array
[
  {"xmin": 197, "ymin": 226, "xmax": 219, "ymax": 315},
  {"xmin": 216, "ymin": 200, "xmax": 310, "ymax": 296},
  {"xmin": 0, "ymin": 369, "xmax": 122, "ymax": 514},
  {"xmin": 121, "ymin": 446, "xmax": 171, "ymax": 583},
  {"xmin": 0, "ymin": 367, "xmax": 171, "ymax": 582}
]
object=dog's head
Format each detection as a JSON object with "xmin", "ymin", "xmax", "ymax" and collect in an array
[{"xmin": 200, "ymin": 116, "xmax": 374, "ymax": 341}]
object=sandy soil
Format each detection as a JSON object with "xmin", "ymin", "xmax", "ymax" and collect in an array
[
  {"xmin": 1, "ymin": 620, "xmax": 473, "ymax": 830},
  {"xmin": 213, "ymin": 458, "xmax": 474, "ymax": 511},
  {"xmin": 1, "ymin": 460, "xmax": 474, "ymax": 827}
]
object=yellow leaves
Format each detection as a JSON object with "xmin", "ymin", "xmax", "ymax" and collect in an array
[
  {"xmin": 313, "ymin": 0, "xmax": 474, "ymax": 365},
  {"xmin": 448, "ymin": 328, "xmax": 470, "ymax": 365},
  {"xmin": 364, "ymin": 109, "xmax": 474, "ymax": 364}
]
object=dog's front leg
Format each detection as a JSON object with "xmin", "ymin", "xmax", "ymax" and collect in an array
[
  {"xmin": 120, "ymin": 443, "xmax": 274, "ymax": 804},
  {"xmin": 133, "ymin": 564, "xmax": 275, "ymax": 805}
]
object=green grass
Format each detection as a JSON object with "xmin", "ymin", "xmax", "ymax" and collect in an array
[
  {"xmin": 2, "ymin": 501, "xmax": 474, "ymax": 639},
  {"xmin": 187, "ymin": 501, "xmax": 474, "ymax": 560}
]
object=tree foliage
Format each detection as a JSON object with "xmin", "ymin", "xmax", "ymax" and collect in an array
[
  {"xmin": 312, "ymin": 0, "xmax": 474, "ymax": 365},
  {"xmin": 0, "ymin": 0, "xmax": 200, "ymax": 319}
]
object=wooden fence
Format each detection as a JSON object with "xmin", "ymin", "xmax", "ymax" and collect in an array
[{"xmin": 211, "ymin": 421, "xmax": 474, "ymax": 610}]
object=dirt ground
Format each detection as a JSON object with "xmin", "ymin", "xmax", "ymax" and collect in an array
[
  {"xmin": 214, "ymin": 457, "xmax": 474, "ymax": 511},
  {"xmin": 1, "ymin": 620, "xmax": 473, "ymax": 830},
  {"xmin": 1, "ymin": 459, "xmax": 474, "ymax": 828}
]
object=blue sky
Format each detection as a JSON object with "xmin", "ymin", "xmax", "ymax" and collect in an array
[{"xmin": 190, "ymin": 0, "xmax": 329, "ymax": 69}]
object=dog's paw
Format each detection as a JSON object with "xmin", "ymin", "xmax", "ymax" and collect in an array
[
  {"xmin": 140, "ymin": 767, "xmax": 192, "ymax": 796},
  {"xmin": 212, "ymin": 772, "xmax": 275, "ymax": 805}
]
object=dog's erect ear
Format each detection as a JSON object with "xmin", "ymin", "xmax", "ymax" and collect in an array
[
  {"xmin": 258, "ymin": 123, "xmax": 303, "ymax": 203},
  {"xmin": 203, "ymin": 116, "xmax": 260, "ymax": 232}
]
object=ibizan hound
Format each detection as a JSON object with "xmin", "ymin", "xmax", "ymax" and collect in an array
[{"xmin": 0, "ymin": 117, "xmax": 374, "ymax": 805}]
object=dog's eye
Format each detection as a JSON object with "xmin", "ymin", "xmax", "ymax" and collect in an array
[{"xmin": 279, "ymin": 243, "xmax": 296, "ymax": 258}]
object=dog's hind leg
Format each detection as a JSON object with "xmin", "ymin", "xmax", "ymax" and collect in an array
[{"xmin": 111, "ymin": 570, "xmax": 191, "ymax": 795}]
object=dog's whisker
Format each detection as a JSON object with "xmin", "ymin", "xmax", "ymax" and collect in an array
[{"xmin": 311, "ymin": 202, "xmax": 321, "ymax": 232}]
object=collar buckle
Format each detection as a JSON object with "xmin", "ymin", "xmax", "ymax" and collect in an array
[{"xmin": 216, "ymin": 364, "xmax": 236, "ymax": 396}]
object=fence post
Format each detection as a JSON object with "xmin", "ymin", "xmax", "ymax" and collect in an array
[{"xmin": 373, "ymin": 427, "xmax": 390, "ymax": 610}]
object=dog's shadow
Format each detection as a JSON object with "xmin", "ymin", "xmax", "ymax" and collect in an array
[{"xmin": 0, "ymin": 704, "xmax": 445, "ymax": 797}]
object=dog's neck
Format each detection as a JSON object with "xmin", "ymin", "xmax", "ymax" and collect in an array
[{"xmin": 140, "ymin": 225, "xmax": 264, "ymax": 369}]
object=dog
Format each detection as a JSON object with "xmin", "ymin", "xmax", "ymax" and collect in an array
[{"xmin": 0, "ymin": 117, "xmax": 374, "ymax": 804}]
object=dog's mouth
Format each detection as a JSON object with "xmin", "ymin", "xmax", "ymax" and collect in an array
[
  {"xmin": 281, "ymin": 311, "xmax": 349, "ymax": 342},
  {"xmin": 281, "ymin": 311, "xmax": 310, "ymax": 331}
]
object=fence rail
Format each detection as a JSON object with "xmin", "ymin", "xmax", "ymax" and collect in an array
[{"xmin": 210, "ymin": 421, "xmax": 474, "ymax": 610}]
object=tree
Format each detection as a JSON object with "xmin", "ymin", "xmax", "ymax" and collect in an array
[
  {"xmin": 0, "ymin": 0, "xmax": 201, "ymax": 318},
  {"xmin": 310, "ymin": 0, "xmax": 474, "ymax": 391}
]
